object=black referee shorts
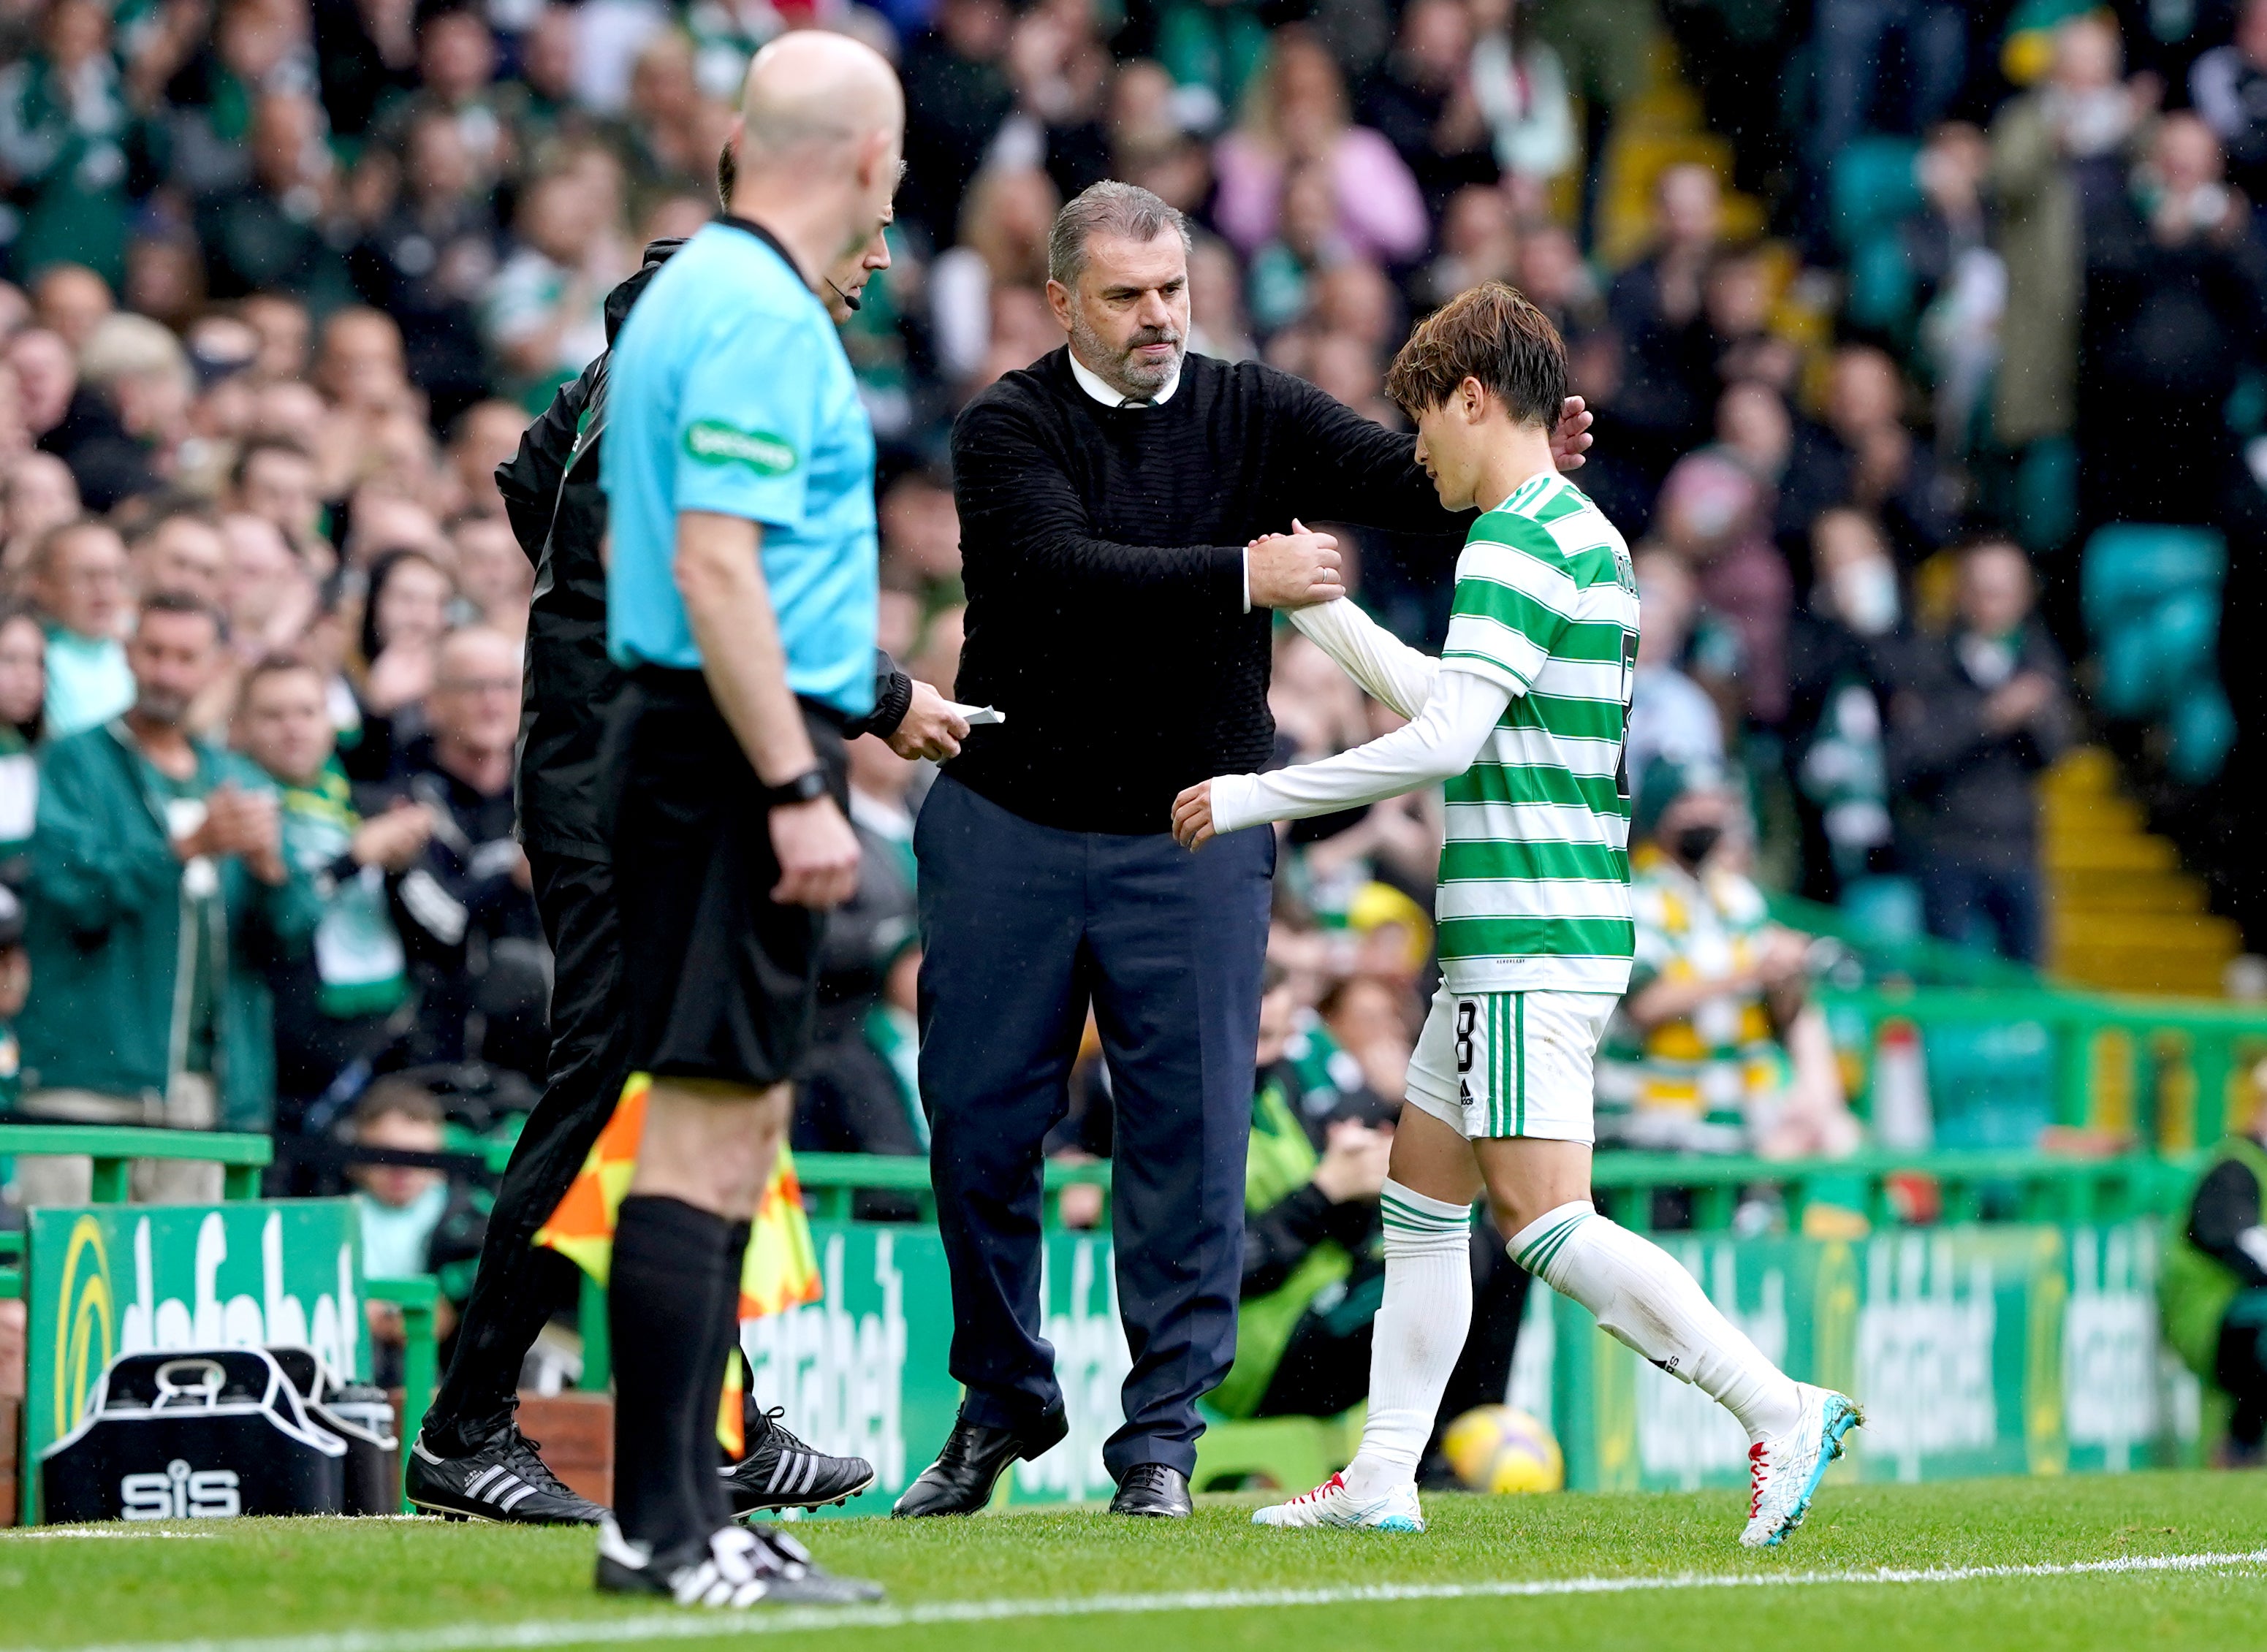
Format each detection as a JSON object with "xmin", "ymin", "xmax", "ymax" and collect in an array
[{"xmin": 609, "ymin": 668, "xmax": 849, "ymax": 1092}]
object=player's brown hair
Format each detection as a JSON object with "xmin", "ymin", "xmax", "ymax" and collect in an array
[{"xmin": 1383, "ymin": 281, "xmax": 1568, "ymax": 428}]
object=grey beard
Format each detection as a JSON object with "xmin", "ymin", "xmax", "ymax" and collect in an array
[{"xmin": 1070, "ymin": 313, "xmax": 1182, "ymax": 397}]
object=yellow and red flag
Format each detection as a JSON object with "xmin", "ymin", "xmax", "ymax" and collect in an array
[{"xmin": 535, "ymin": 1072, "xmax": 822, "ymax": 1453}]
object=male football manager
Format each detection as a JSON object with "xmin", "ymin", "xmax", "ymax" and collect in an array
[
  {"xmin": 895, "ymin": 180, "xmax": 1591, "ymax": 1519},
  {"xmin": 590, "ymin": 31, "xmax": 899, "ymax": 1607}
]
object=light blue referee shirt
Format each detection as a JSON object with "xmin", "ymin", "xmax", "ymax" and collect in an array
[{"xmin": 601, "ymin": 219, "xmax": 878, "ymax": 717}]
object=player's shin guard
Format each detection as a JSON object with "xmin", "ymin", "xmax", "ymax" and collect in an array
[
  {"xmin": 1508, "ymin": 1200, "xmax": 1800, "ymax": 1443},
  {"xmin": 1341, "ymin": 1181, "xmax": 1473, "ymax": 1502}
]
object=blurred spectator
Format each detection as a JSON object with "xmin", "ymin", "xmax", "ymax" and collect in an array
[
  {"xmin": 77, "ymin": 313, "xmax": 197, "ymax": 503},
  {"xmin": 193, "ymin": 89, "xmax": 356, "ymax": 310},
  {"xmin": 1809, "ymin": 1, "xmax": 1966, "ymax": 206},
  {"xmin": 12, "ymin": 322, "xmax": 148, "ymax": 512},
  {"xmin": 1359, "ymin": 0, "xmax": 1501, "ymax": 215},
  {"xmin": 901, "ymin": 0, "xmax": 1017, "ymax": 245},
  {"xmin": 130, "ymin": 509, "xmax": 228, "ymax": 609},
  {"xmin": 444, "ymin": 399, "xmax": 525, "ymax": 516},
  {"xmin": 1248, "ymin": 161, "xmax": 1343, "ymax": 337},
  {"xmin": 480, "ymin": 167, "xmax": 626, "ymax": 409},
  {"xmin": 1778, "ymin": 344, "xmax": 1959, "ymax": 574},
  {"xmin": 1625, "ymin": 546, "xmax": 1725, "ymax": 788},
  {"xmin": 1989, "ymin": 12, "xmax": 2152, "ymax": 460},
  {"xmin": 1888, "ymin": 538, "xmax": 2073, "ymax": 964},
  {"xmin": 219, "ymin": 511, "xmax": 319, "ymax": 679},
  {"xmin": 2080, "ymin": 112, "xmax": 2267, "ymax": 524},
  {"xmin": 349, "ymin": 108, "xmax": 502, "ymax": 429},
  {"xmin": 2190, "ymin": 0, "xmax": 2267, "ymax": 203},
  {"xmin": 1608, "ymin": 163, "xmax": 1724, "ymax": 474},
  {"xmin": 16, "ymin": 593, "xmax": 318, "ymax": 1203},
  {"xmin": 1187, "ymin": 230, "xmax": 1257, "ymax": 359},
  {"xmin": 1649, "ymin": 449, "xmax": 1790, "ymax": 726},
  {"xmin": 0, "ymin": 0, "xmax": 132, "ymax": 286},
  {"xmin": 1421, "ymin": 183, "xmax": 1519, "ymax": 308},
  {"xmin": 929, "ymin": 165, "xmax": 1059, "ymax": 387},
  {"xmin": 1213, "ymin": 27, "xmax": 1429, "ymax": 266},
  {"xmin": 0, "ymin": 600, "xmax": 46, "ymax": 864},
  {"xmin": 1783, "ymin": 510, "xmax": 1907, "ymax": 902},
  {"xmin": 30, "ymin": 517, "xmax": 133, "ymax": 738},
  {"xmin": 349, "ymin": 1079, "xmax": 486, "ymax": 1379},
  {"xmin": 449, "ymin": 510, "xmax": 531, "ymax": 639},
  {"xmin": 239, "ymin": 653, "xmax": 428, "ymax": 1128},
  {"xmin": 362, "ymin": 624, "xmax": 543, "ymax": 1074},
  {"xmin": 371, "ymin": 0, "xmax": 517, "ymax": 186},
  {"xmin": 0, "ymin": 452, "xmax": 81, "ymax": 576},
  {"xmin": 348, "ymin": 545, "xmax": 454, "ymax": 776},
  {"xmin": 313, "ymin": 0, "xmax": 423, "ymax": 142},
  {"xmin": 995, "ymin": 0, "xmax": 1114, "ymax": 205},
  {"xmin": 0, "ymin": 883, "xmax": 29, "ymax": 1111},
  {"xmin": 230, "ymin": 435, "xmax": 327, "ymax": 555},
  {"xmin": 31, "ymin": 264, "xmax": 115, "ymax": 351},
  {"xmin": 1597, "ymin": 759, "xmax": 1860, "ymax": 1163},
  {"xmin": 1904, "ymin": 122, "xmax": 2000, "ymax": 452}
]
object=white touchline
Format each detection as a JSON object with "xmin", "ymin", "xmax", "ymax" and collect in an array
[{"xmin": 38, "ymin": 1547, "xmax": 2267, "ymax": 1652}]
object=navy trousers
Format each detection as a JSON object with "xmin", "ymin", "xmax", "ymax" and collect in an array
[{"xmin": 914, "ymin": 775, "xmax": 1274, "ymax": 1480}]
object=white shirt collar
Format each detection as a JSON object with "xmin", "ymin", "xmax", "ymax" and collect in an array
[{"xmin": 1067, "ymin": 347, "xmax": 1181, "ymax": 408}]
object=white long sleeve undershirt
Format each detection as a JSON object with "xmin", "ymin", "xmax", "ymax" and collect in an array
[{"xmin": 1210, "ymin": 601, "xmax": 1515, "ymax": 834}]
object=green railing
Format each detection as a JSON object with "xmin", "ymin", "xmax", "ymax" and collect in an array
[
  {"xmin": 0, "ymin": 1123, "xmax": 271, "ymax": 1200},
  {"xmin": 1818, "ymin": 984, "xmax": 2267, "ymax": 1150}
]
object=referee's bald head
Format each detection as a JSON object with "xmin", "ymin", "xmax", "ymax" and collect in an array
[{"xmin": 737, "ymin": 31, "xmax": 903, "ymax": 173}]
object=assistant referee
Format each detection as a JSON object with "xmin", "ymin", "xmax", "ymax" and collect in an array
[{"xmin": 591, "ymin": 34, "xmax": 898, "ymax": 1608}]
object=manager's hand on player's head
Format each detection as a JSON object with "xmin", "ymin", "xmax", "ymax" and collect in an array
[
  {"xmin": 887, "ymin": 678, "xmax": 971, "ymax": 762},
  {"xmin": 770, "ymin": 793, "xmax": 862, "ymax": 908},
  {"xmin": 1552, "ymin": 395, "xmax": 1592, "ymax": 473},
  {"xmin": 1247, "ymin": 519, "xmax": 1345, "ymax": 610}
]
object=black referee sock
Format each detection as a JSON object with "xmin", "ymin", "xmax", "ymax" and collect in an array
[
  {"xmin": 609, "ymin": 1195, "xmax": 736, "ymax": 1561},
  {"xmin": 696, "ymin": 1219, "xmax": 755, "ymax": 1529}
]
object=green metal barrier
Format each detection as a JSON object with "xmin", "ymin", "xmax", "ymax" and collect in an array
[
  {"xmin": 0, "ymin": 1123, "xmax": 271, "ymax": 1200},
  {"xmin": 1817, "ymin": 985, "xmax": 2267, "ymax": 1150},
  {"xmin": 366, "ymin": 1274, "xmax": 438, "ymax": 1510}
]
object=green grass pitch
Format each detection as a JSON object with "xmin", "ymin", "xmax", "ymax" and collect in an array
[{"xmin": 4, "ymin": 1472, "xmax": 2265, "ymax": 1652}]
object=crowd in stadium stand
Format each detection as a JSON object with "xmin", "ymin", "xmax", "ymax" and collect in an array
[{"xmin": 2, "ymin": 0, "xmax": 2266, "ymax": 1363}]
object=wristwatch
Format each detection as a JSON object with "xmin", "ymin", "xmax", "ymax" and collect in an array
[{"xmin": 761, "ymin": 769, "xmax": 829, "ymax": 808}]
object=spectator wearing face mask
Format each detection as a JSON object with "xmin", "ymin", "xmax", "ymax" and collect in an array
[
  {"xmin": 1888, "ymin": 537, "xmax": 2073, "ymax": 964},
  {"xmin": 1596, "ymin": 760, "xmax": 1858, "ymax": 1171},
  {"xmin": 1783, "ymin": 509, "xmax": 1910, "ymax": 904}
]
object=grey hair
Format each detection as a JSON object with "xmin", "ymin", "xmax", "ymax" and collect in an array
[{"xmin": 1047, "ymin": 181, "xmax": 1192, "ymax": 289}]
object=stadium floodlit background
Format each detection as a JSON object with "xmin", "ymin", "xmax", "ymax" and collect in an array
[{"xmin": 6, "ymin": 0, "xmax": 2267, "ymax": 1645}]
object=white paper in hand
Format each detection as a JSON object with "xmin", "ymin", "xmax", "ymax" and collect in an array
[{"xmin": 943, "ymin": 701, "xmax": 1006, "ymax": 726}]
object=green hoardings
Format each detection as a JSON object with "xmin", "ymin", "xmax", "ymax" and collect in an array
[
  {"xmin": 752, "ymin": 1217, "xmax": 2196, "ymax": 1517},
  {"xmin": 20, "ymin": 1200, "xmax": 369, "ymax": 1523}
]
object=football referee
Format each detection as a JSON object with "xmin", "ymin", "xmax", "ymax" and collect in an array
[{"xmin": 590, "ymin": 33, "xmax": 898, "ymax": 1608}]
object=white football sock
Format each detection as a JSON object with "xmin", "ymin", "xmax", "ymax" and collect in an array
[
  {"xmin": 1340, "ymin": 1181, "xmax": 1473, "ymax": 1501},
  {"xmin": 1508, "ymin": 1200, "xmax": 1801, "ymax": 1443}
]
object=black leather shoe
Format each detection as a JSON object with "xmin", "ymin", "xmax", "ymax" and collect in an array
[
  {"xmin": 892, "ymin": 1404, "xmax": 1068, "ymax": 1517},
  {"xmin": 1109, "ymin": 1463, "xmax": 1191, "ymax": 1518}
]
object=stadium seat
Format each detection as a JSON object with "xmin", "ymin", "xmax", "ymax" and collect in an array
[
  {"xmin": 1830, "ymin": 137, "xmax": 1922, "ymax": 256},
  {"xmin": 2081, "ymin": 526, "xmax": 2232, "ymax": 783}
]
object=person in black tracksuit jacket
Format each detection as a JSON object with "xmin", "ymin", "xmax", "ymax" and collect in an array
[{"xmin": 406, "ymin": 223, "xmax": 967, "ymax": 1522}]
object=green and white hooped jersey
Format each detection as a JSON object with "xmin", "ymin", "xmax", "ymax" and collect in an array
[{"xmin": 1435, "ymin": 473, "xmax": 1639, "ymax": 997}]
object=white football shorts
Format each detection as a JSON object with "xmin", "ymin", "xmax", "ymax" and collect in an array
[{"xmin": 1402, "ymin": 985, "xmax": 1618, "ymax": 1143}]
